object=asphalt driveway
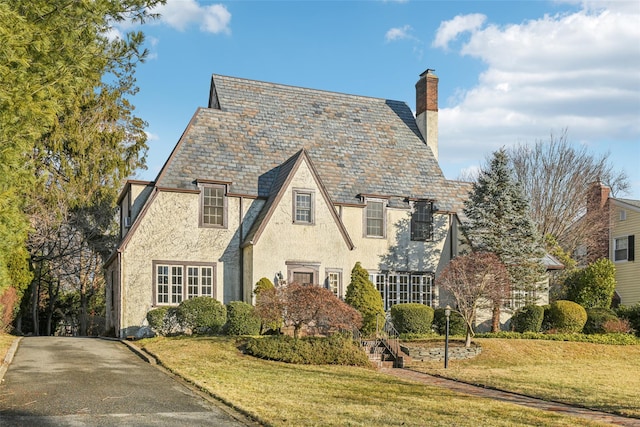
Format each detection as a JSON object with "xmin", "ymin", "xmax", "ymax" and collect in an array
[{"xmin": 0, "ymin": 336, "xmax": 252, "ymax": 426}]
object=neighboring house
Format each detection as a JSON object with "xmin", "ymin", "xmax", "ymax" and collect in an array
[
  {"xmin": 610, "ymin": 196, "xmax": 639, "ymax": 305},
  {"xmin": 583, "ymin": 183, "xmax": 639, "ymax": 306},
  {"xmin": 105, "ymin": 70, "xmax": 507, "ymax": 338}
]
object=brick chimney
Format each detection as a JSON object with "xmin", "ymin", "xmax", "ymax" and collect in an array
[
  {"xmin": 587, "ymin": 182, "xmax": 610, "ymax": 213},
  {"xmin": 415, "ymin": 69, "xmax": 439, "ymax": 160}
]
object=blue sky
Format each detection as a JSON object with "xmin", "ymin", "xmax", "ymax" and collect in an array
[{"xmin": 115, "ymin": 0, "xmax": 640, "ymax": 199}]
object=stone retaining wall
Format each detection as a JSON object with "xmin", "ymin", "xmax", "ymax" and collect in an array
[{"xmin": 400, "ymin": 343, "xmax": 482, "ymax": 361}]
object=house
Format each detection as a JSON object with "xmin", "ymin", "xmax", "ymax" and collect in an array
[
  {"xmin": 584, "ymin": 183, "xmax": 639, "ymax": 306},
  {"xmin": 105, "ymin": 70, "xmax": 481, "ymax": 338}
]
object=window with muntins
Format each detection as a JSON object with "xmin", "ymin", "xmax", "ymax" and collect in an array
[
  {"xmin": 293, "ymin": 190, "xmax": 314, "ymax": 224},
  {"xmin": 154, "ymin": 261, "xmax": 216, "ymax": 305},
  {"xmin": 411, "ymin": 201, "xmax": 434, "ymax": 241},
  {"xmin": 187, "ymin": 266, "xmax": 214, "ymax": 298},
  {"xmin": 370, "ymin": 272, "xmax": 435, "ymax": 311},
  {"xmin": 201, "ymin": 184, "xmax": 226, "ymax": 227},
  {"xmin": 366, "ymin": 200, "xmax": 385, "ymax": 237},
  {"xmin": 614, "ymin": 235, "xmax": 635, "ymax": 262},
  {"xmin": 326, "ymin": 270, "xmax": 341, "ymax": 298}
]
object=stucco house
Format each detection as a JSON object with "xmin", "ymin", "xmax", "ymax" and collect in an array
[{"xmin": 105, "ymin": 70, "xmax": 480, "ymax": 338}]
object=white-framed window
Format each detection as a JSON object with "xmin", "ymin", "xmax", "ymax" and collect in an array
[
  {"xmin": 293, "ymin": 189, "xmax": 314, "ymax": 224},
  {"xmin": 154, "ymin": 261, "xmax": 216, "ymax": 305},
  {"xmin": 619, "ymin": 209, "xmax": 627, "ymax": 221},
  {"xmin": 187, "ymin": 266, "xmax": 214, "ymax": 299},
  {"xmin": 614, "ymin": 235, "xmax": 635, "ymax": 262},
  {"xmin": 411, "ymin": 201, "xmax": 434, "ymax": 241},
  {"xmin": 369, "ymin": 272, "xmax": 435, "ymax": 311},
  {"xmin": 365, "ymin": 199, "xmax": 386, "ymax": 237},
  {"xmin": 506, "ymin": 289, "xmax": 538, "ymax": 310},
  {"xmin": 200, "ymin": 184, "xmax": 227, "ymax": 228},
  {"xmin": 326, "ymin": 270, "xmax": 342, "ymax": 298}
]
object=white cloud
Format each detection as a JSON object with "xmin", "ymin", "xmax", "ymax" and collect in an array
[
  {"xmin": 385, "ymin": 25, "xmax": 414, "ymax": 42},
  {"xmin": 152, "ymin": 0, "xmax": 231, "ymax": 34},
  {"xmin": 433, "ymin": 3, "xmax": 640, "ymax": 182},
  {"xmin": 145, "ymin": 131, "xmax": 160, "ymax": 141},
  {"xmin": 432, "ymin": 13, "xmax": 486, "ymax": 49}
]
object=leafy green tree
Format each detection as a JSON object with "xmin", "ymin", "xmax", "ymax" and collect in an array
[
  {"xmin": 345, "ymin": 262, "xmax": 384, "ymax": 337},
  {"xmin": 463, "ymin": 149, "xmax": 546, "ymax": 318},
  {"xmin": 0, "ymin": 0, "xmax": 163, "ymax": 333},
  {"xmin": 564, "ymin": 258, "xmax": 616, "ymax": 309}
]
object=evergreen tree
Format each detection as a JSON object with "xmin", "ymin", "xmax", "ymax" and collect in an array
[
  {"xmin": 462, "ymin": 149, "xmax": 546, "ymax": 311},
  {"xmin": 0, "ymin": 0, "xmax": 162, "ymax": 333},
  {"xmin": 345, "ymin": 262, "xmax": 384, "ymax": 336}
]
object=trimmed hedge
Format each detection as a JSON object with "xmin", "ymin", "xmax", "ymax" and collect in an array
[
  {"xmin": 245, "ymin": 334, "xmax": 371, "ymax": 366},
  {"xmin": 545, "ymin": 300, "xmax": 587, "ymax": 333},
  {"xmin": 433, "ymin": 308, "xmax": 466, "ymax": 336},
  {"xmin": 390, "ymin": 303, "xmax": 434, "ymax": 334},
  {"xmin": 476, "ymin": 331, "xmax": 640, "ymax": 345},
  {"xmin": 584, "ymin": 307, "xmax": 618, "ymax": 334},
  {"xmin": 225, "ymin": 301, "xmax": 261, "ymax": 336},
  {"xmin": 146, "ymin": 307, "xmax": 169, "ymax": 331},
  {"xmin": 176, "ymin": 296, "xmax": 227, "ymax": 335},
  {"xmin": 511, "ymin": 305, "xmax": 544, "ymax": 333}
]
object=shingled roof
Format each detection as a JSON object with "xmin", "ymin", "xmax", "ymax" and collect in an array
[{"xmin": 155, "ymin": 74, "xmax": 469, "ymax": 211}]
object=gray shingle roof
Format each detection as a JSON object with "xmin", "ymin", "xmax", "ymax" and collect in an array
[{"xmin": 156, "ymin": 74, "xmax": 468, "ymax": 211}]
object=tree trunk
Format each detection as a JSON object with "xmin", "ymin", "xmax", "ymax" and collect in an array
[
  {"xmin": 491, "ymin": 303, "xmax": 501, "ymax": 332},
  {"xmin": 31, "ymin": 266, "xmax": 41, "ymax": 336},
  {"xmin": 465, "ymin": 326, "xmax": 472, "ymax": 348}
]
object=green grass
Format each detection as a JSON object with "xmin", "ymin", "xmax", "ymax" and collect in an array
[
  {"xmin": 140, "ymin": 336, "xmax": 608, "ymax": 426},
  {"xmin": 408, "ymin": 338, "xmax": 640, "ymax": 417}
]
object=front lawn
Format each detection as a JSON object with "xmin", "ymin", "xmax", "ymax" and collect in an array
[
  {"xmin": 409, "ymin": 338, "xmax": 640, "ymax": 417},
  {"xmin": 140, "ymin": 336, "xmax": 605, "ymax": 426}
]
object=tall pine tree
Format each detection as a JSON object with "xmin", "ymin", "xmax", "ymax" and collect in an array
[{"xmin": 462, "ymin": 149, "xmax": 546, "ymax": 314}]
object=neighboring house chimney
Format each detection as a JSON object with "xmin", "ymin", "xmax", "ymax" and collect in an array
[
  {"xmin": 587, "ymin": 181, "xmax": 610, "ymax": 213},
  {"xmin": 415, "ymin": 69, "xmax": 439, "ymax": 160},
  {"xmin": 586, "ymin": 182, "xmax": 611, "ymax": 262}
]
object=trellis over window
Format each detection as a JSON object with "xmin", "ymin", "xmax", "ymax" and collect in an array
[
  {"xmin": 410, "ymin": 200, "xmax": 435, "ymax": 241},
  {"xmin": 197, "ymin": 180, "xmax": 229, "ymax": 228},
  {"xmin": 369, "ymin": 272, "xmax": 436, "ymax": 311},
  {"xmin": 614, "ymin": 235, "xmax": 635, "ymax": 262},
  {"xmin": 153, "ymin": 261, "xmax": 216, "ymax": 306}
]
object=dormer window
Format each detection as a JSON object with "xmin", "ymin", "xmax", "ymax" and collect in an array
[
  {"xmin": 365, "ymin": 199, "xmax": 386, "ymax": 238},
  {"xmin": 199, "ymin": 183, "xmax": 227, "ymax": 228}
]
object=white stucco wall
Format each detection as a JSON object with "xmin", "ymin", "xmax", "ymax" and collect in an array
[{"xmin": 119, "ymin": 190, "xmax": 241, "ymax": 336}]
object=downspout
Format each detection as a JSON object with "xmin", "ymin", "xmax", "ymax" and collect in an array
[
  {"xmin": 239, "ymin": 197, "xmax": 244, "ymax": 302},
  {"xmin": 118, "ymin": 251, "xmax": 124, "ymax": 339}
]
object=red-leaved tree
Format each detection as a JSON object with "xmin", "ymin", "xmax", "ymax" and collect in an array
[
  {"xmin": 256, "ymin": 283, "xmax": 362, "ymax": 339},
  {"xmin": 438, "ymin": 252, "xmax": 510, "ymax": 347}
]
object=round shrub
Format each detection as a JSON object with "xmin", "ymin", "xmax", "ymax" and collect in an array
[
  {"xmin": 225, "ymin": 301, "xmax": 261, "ymax": 336},
  {"xmin": 390, "ymin": 303, "xmax": 434, "ymax": 334},
  {"xmin": 511, "ymin": 305, "xmax": 544, "ymax": 333},
  {"xmin": 146, "ymin": 307, "xmax": 169, "ymax": 331},
  {"xmin": 584, "ymin": 307, "xmax": 618, "ymax": 334},
  {"xmin": 546, "ymin": 300, "xmax": 587, "ymax": 333},
  {"xmin": 176, "ymin": 297, "xmax": 227, "ymax": 335},
  {"xmin": 433, "ymin": 308, "xmax": 466, "ymax": 336}
]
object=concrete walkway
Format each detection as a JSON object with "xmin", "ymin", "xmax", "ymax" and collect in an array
[{"xmin": 381, "ymin": 368, "xmax": 640, "ymax": 427}]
